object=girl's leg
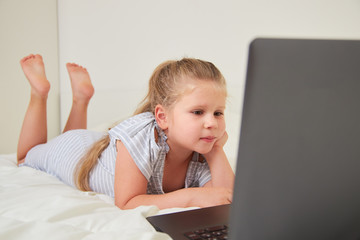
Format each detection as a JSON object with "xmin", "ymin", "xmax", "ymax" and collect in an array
[
  {"xmin": 62, "ymin": 63, "xmax": 94, "ymax": 133},
  {"xmin": 17, "ymin": 54, "xmax": 51, "ymax": 164}
]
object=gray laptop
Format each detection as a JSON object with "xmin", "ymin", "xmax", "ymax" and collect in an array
[{"xmin": 147, "ymin": 38, "xmax": 360, "ymax": 240}]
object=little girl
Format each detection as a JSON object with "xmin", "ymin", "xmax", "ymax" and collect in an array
[{"xmin": 18, "ymin": 54, "xmax": 234, "ymax": 210}]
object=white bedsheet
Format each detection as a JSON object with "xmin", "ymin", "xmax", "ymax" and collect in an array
[{"xmin": 0, "ymin": 154, "xmax": 190, "ymax": 240}]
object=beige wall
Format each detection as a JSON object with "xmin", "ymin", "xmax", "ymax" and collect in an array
[{"xmin": 0, "ymin": 0, "xmax": 59, "ymax": 154}]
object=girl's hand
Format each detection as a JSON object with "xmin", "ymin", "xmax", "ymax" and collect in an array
[
  {"xmin": 203, "ymin": 131, "xmax": 228, "ymax": 160},
  {"xmin": 202, "ymin": 130, "xmax": 235, "ymax": 190},
  {"xmin": 214, "ymin": 131, "xmax": 228, "ymax": 149}
]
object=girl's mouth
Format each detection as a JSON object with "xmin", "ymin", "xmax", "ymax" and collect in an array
[{"xmin": 200, "ymin": 136, "xmax": 215, "ymax": 143}]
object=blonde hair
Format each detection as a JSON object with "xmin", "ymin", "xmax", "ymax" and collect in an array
[
  {"xmin": 134, "ymin": 58, "xmax": 227, "ymax": 114},
  {"xmin": 74, "ymin": 58, "xmax": 227, "ymax": 191}
]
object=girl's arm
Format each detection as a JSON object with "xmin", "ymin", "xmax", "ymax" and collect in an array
[
  {"xmin": 203, "ymin": 131, "xmax": 235, "ymax": 189},
  {"xmin": 114, "ymin": 141, "xmax": 232, "ymax": 210}
]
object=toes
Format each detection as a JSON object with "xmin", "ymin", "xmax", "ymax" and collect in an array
[
  {"xmin": 34, "ymin": 54, "xmax": 43, "ymax": 60},
  {"xmin": 66, "ymin": 63, "xmax": 80, "ymax": 69},
  {"xmin": 20, "ymin": 54, "xmax": 32, "ymax": 64},
  {"xmin": 20, "ymin": 54, "xmax": 42, "ymax": 64},
  {"xmin": 66, "ymin": 63, "xmax": 87, "ymax": 72}
]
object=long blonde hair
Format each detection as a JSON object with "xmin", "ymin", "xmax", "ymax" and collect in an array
[{"xmin": 74, "ymin": 58, "xmax": 227, "ymax": 191}]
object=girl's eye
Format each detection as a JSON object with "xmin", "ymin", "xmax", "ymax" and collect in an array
[
  {"xmin": 214, "ymin": 111, "xmax": 224, "ymax": 117},
  {"xmin": 193, "ymin": 110, "xmax": 203, "ymax": 115}
]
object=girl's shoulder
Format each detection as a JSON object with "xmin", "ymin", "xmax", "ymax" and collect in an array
[
  {"xmin": 107, "ymin": 112, "xmax": 164, "ymax": 182},
  {"xmin": 117, "ymin": 112, "xmax": 154, "ymax": 126},
  {"xmin": 108, "ymin": 112, "xmax": 155, "ymax": 138}
]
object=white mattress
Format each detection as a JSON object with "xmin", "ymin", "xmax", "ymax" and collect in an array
[{"xmin": 0, "ymin": 153, "xmax": 192, "ymax": 240}]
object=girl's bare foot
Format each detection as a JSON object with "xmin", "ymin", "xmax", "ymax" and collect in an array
[
  {"xmin": 20, "ymin": 54, "xmax": 50, "ymax": 98},
  {"xmin": 66, "ymin": 63, "xmax": 94, "ymax": 104},
  {"xmin": 62, "ymin": 63, "xmax": 94, "ymax": 132}
]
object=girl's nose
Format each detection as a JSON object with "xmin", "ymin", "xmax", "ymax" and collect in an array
[{"xmin": 204, "ymin": 115, "xmax": 218, "ymax": 129}]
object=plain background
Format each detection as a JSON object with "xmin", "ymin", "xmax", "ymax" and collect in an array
[
  {"xmin": 0, "ymin": 0, "xmax": 59, "ymax": 154},
  {"xmin": 1, "ymin": 0, "xmax": 360, "ymax": 167}
]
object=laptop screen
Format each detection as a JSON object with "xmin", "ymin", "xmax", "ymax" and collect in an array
[{"xmin": 230, "ymin": 38, "xmax": 360, "ymax": 240}]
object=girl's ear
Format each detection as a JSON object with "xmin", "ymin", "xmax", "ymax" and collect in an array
[{"xmin": 155, "ymin": 104, "xmax": 168, "ymax": 130}]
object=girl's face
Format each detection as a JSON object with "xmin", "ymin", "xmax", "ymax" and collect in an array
[{"xmin": 164, "ymin": 79, "xmax": 226, "ymax": 155}]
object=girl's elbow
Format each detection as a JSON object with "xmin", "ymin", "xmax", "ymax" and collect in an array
[
  {"xmin": 115, "ymin": 199, "xmax": 126, "ymax": 209},
  {"xmin": 115, "ymin": 196, "xmax": 143, "ymax": 210},
  {"xmin": 115, "ymin": 197, "xmax": 132, "ymax": 210}
]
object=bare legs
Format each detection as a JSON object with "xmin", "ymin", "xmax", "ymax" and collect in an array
[
  {"xmin": 17, "ymin": 54, "xmax": 50, "ymax": 164},
  {"xmin": 17, "ymin": 54, "xmax": 94, "ymax": 164}
]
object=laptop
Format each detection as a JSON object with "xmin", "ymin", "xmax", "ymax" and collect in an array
[{"xmin": 147, "ymin": 38, "xmax": 360, "ymax": 240}]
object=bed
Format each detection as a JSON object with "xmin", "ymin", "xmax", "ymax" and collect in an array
[
  {"xmin": 0, "ymin": 153, "xmax": 197, "ymax": 240},
  {"xmin": 0, "ymin": 108, "xmax": 239, "ymax": 240}
]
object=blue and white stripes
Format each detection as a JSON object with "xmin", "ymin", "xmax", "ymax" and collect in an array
[{"xmin": 23, "ymin": 112, "xmax": 211, "ymax": 198}]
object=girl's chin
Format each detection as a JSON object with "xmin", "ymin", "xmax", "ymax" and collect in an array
[{"xmin": 194, "ymin": 146, "xmax": 214, "ymax": 155}]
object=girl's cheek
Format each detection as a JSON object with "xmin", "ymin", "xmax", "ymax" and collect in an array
[{"xmin": 220, "ymin": 120, "xmax": 226, "ymax": 131}]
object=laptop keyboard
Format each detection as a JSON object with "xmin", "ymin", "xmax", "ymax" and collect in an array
[{"xmin": 184, "ymin": 225, "xmax": 228, "ymax": 240}]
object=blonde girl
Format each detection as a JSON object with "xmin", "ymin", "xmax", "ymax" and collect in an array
[{"xmin": 18, "ymin": 54, "xmax": 234, "ymax": 210}]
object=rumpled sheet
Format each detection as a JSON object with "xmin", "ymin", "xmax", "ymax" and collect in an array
[{"xmin": 0, "ymin": 154, "xmax": 188, "ymax": 240}]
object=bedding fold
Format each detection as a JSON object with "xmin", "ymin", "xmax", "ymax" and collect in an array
[{"xmin": 0, "ymin": 154, "xmax": 173, "ymax": 240}]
